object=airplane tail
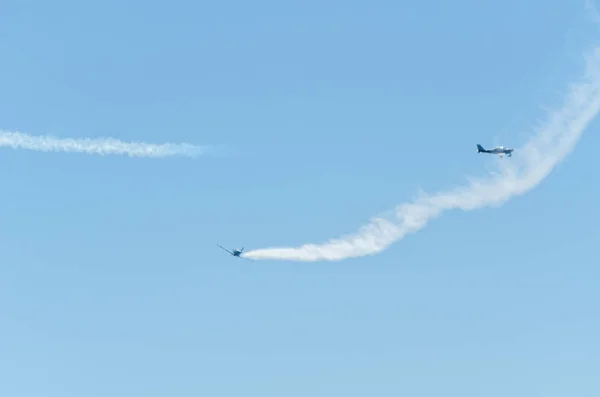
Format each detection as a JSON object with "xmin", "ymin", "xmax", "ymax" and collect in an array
[
  {"xmin": 241, "ymin": 247, "xmax": 244, "ymax": 252},
  {"xmin": 477, "ymin": 144, "xmax": 485, "ymax": 153}
]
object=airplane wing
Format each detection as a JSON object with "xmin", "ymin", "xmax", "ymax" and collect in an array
[{"xmin": 216, "ymin": 244, "xmax": 235, "ymax": 255}]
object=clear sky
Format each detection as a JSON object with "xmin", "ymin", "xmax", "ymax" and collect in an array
[{"xmin": 1, "ymin": 1, "xmax": 599, "ymax": 396}]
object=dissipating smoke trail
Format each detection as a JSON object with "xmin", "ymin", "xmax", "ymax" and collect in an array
[{"xmin": 0, "ymin": 130, "xmax": 206, "ymax": 158}]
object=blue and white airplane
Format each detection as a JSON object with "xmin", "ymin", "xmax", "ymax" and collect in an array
[
  {"xmin": 217, "ymin": 244, "xmax": 244, "ymax": 256},
  {"xmin": 477, "ymin": 144, "xmax": 514, "ymax": 158},
  {"xmin": 217, "ymin": 244, "xmax": 253, "ymax": 260}
]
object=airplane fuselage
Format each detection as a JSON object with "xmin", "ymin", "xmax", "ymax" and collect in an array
[{"xmin": 487, "ymin": 148, "xmax": 513, "ymax": 154}]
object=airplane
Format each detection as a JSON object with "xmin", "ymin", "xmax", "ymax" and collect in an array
[
  {"xmin": 217, "ymin": 244, "xmax": 252, "ymax": 260},
  {"xmin": 477, "ymin": 144, "xmax": 514, "ymax": 158}
]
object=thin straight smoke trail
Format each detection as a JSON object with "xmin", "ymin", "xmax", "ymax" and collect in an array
[
  {"xmin": 0, "ymin": 130, "xmax": 206, "ymax": 158},
  {"xmin": 243, "ymin": 46, "xmax": 600, "ymax": 262}
]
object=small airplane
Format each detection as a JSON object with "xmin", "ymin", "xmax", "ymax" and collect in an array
[
  {"xmin": 217, "ymin": 244, "xmax": 252, "ymax": 260},
  {"xmin": 477, "ymin": 144, "xmax": 514, "ymax": 158}
]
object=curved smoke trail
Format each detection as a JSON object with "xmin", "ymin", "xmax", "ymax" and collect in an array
[
  {"xmin": 243, "ymin": 47, "xmax": 600, "ymax": 262},
  {"xmin": 0, "ymin": 130, "xmax": 206, "ymax": 158}
]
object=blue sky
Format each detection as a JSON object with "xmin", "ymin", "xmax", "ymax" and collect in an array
[{"xmin": 1, "ymin": 0, "xmax": 599, "ymax": 395}]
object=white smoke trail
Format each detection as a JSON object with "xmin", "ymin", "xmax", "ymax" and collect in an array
[
  {"xmin": 243, "ymin": 46, "xmax": 600, "ymax": 262},
  {"xmin": 0, "ymin": 130, "xmax": 206, "ymax": 158}
]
